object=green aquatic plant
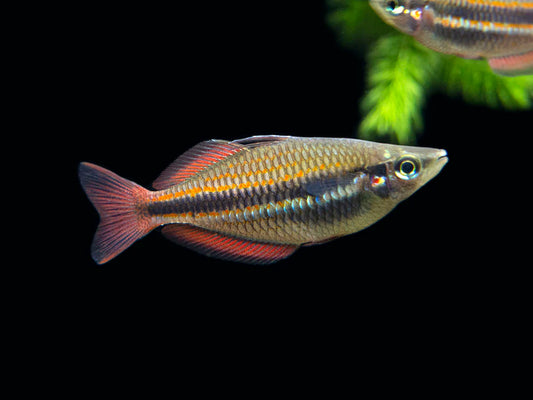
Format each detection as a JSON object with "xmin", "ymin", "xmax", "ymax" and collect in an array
[{"xmin": 327, "ymin": 0, "xmax": 533, "ymax": 143}]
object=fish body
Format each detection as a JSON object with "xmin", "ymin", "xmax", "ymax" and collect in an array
[
  {"xmin": 79, "ymin": 136, "xmax": 447, "ymax": 265},
  {"xmin": 369, "ymin": 0, "xmax": 533, "ymax": 75}
]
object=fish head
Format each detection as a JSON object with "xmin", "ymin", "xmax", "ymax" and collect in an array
[
  {"xmin": 369, "ymin": 0, "xmax": 428, "ymax": 35},
  {"xmin": 362, "ymin": 143, "xmax": 448, "ymax": 203}
]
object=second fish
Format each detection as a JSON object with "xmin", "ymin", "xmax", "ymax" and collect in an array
[{"xmin": 370, "ymin": 0, "xmax": 533, "ymax": 75}]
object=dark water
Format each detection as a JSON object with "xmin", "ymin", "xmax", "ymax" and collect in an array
[{"xmin": 54, "ymin": 1, "xmax": 529, "ymax": 352}]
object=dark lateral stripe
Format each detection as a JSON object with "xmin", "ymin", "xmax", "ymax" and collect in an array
[
  {"xmin": 148, "ymin": 173, "xmax": 367, "ymax": 225},
  {"xmin": 148, "ymin": 177, "xmax": 318, "ymax": 217}
]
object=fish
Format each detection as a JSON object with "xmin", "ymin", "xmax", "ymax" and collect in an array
[
  {"xmin": 369, "ymin": 0, "xmax": 533, "ymax": 75},
  {"xmin": 79, "ymin": 135, "xmax": 448, "ymax": 265}
]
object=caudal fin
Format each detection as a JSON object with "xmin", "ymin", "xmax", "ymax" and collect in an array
[{"xmin": 79, "ymin": 162, "xmax": 155, "ymax": 264}]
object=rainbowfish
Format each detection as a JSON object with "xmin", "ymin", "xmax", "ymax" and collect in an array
[
  {"xmin": 369, "ymin": 0, "xmax": 533, "ymax": 75},
  {"xmin": 79, "ymin": 136, "xmax": 447, "ymax": 265}
]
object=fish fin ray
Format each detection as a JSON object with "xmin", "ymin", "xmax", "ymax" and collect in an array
[
  {"xmin": 162, "ymin": 224, "xmax": 298, "ymax": 264},
  {"xmin": 489, "ymin": 50, "xmax": 533, "ymax": 76},
  {"xmin": 152, "ymin": 140, "xmax": 246, "ymax": 190},
  {"xmin": 79, "ymin": 162, "xmax": 155, "ymax": 264}
]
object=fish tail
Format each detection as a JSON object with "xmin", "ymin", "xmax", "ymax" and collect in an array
[{"xmin": 79, "ymin": 162, "xmax": 156, "ymax": 264}]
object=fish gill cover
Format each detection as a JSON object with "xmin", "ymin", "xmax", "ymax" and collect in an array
[{"xmin": 327, "ymin": 0, "xmax": 533, "ymax": 144}]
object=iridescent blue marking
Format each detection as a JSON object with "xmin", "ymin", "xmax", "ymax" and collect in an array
[
  {"xmin": 267, "ymin": 203, "xmax": 275, "ymax": 218},
  {"xmin": 291, "ymin": 199, "xmax": 299, "ymax": 212}
]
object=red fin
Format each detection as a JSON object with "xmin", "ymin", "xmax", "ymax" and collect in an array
[
  {"xmin": 79, "ymin": 162, "xmax": 155, "ymax": 264},
  {"xmin": 162, "ymin": 224, "xmax": 298, "ymax": 265},
  {"xmin": 152, "ymin": 140, "xmax": 245, "ymax": 190},
  {"xmin": 489, "ymin": 51, "xmax": 533, "ymax": 76}
]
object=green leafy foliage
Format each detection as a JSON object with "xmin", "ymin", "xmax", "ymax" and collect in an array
[
  {"xmin": 360, "ymin": 35, "xmax": 440, "ymax": 143},
  {"xmin": 327, "ymin": 0, "xmax": 533, "ymax": 143},
  {"xmin": 327, "ymin": 0, "xmax": 386, "ymax": 47},
  {"xmin": 440, "ymin": 56, "xmax": 533, "ymax": 109}
]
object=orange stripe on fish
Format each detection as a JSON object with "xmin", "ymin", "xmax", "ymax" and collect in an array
[
  {"xmin": 434, "ymin": 16, "xmax": 533, "ymax": 33},
  {"xmin": 463, "ymin": 0, "xmax": 533, "ymax": 10}
]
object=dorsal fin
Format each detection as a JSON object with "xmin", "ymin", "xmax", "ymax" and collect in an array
[
  {"xmin": 152, "ymin": 140, "xmax": 245, "ymax": 190},
  {"xmin": 162, "ymin": 224, "xmax": 298, "ymax": 265},
  {"xmin": 152, "ymin": 136, "xmax": 294, "ymax": 190}
]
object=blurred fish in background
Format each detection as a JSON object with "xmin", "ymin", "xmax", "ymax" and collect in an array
[
  {"xmin": 327, "ymin": 0, "xmax": 533, "ymax": 143},
  {"xmin": 369, "ymin": 0, "xmax": 533, "ymax": 76}
]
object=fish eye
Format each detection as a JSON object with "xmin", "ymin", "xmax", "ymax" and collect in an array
[
  {"xmin": 385, "ymin": 0, "xmax": 404, "ymax": 15},
  {"xmin": 394, "ymin": 156, "xmax": 420, "ymax": 180},
  {"xmin": 385, "ymin": 0, "xmax": 397, "ymax": 10}
]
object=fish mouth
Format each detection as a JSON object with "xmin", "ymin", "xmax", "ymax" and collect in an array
[
  {"xmin": 437, "ymin": 150, "xmax": 448, "ymax": 163},
  {"xmin": 433, "ymin": 150, "xmax": 448, "ymax": 176}
]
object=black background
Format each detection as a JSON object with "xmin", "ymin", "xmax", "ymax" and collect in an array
[
  {"xmin": 7, "ymin": 1, "xmax": 529, "ymax": 391},
  {"xmin": 62, "ymin": 3, "xmax": 530, "ymax": 285},
  {"xmin": 44, "ymin": 0, "xmax": 529, "ymax": 356}
]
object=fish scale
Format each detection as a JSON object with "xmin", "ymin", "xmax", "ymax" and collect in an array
[{"xmin": 79, "ymin": 135, "xmax": 447, "ymax": 264}]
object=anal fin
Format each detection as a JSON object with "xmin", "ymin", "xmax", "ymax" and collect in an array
[
  {"xmin": 489, "ymin": 51, "xmax": 533, "ymax": 76},
  {"xmin": 162, "ymin": 224, "xmax": 298, "ymax": 265}
]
